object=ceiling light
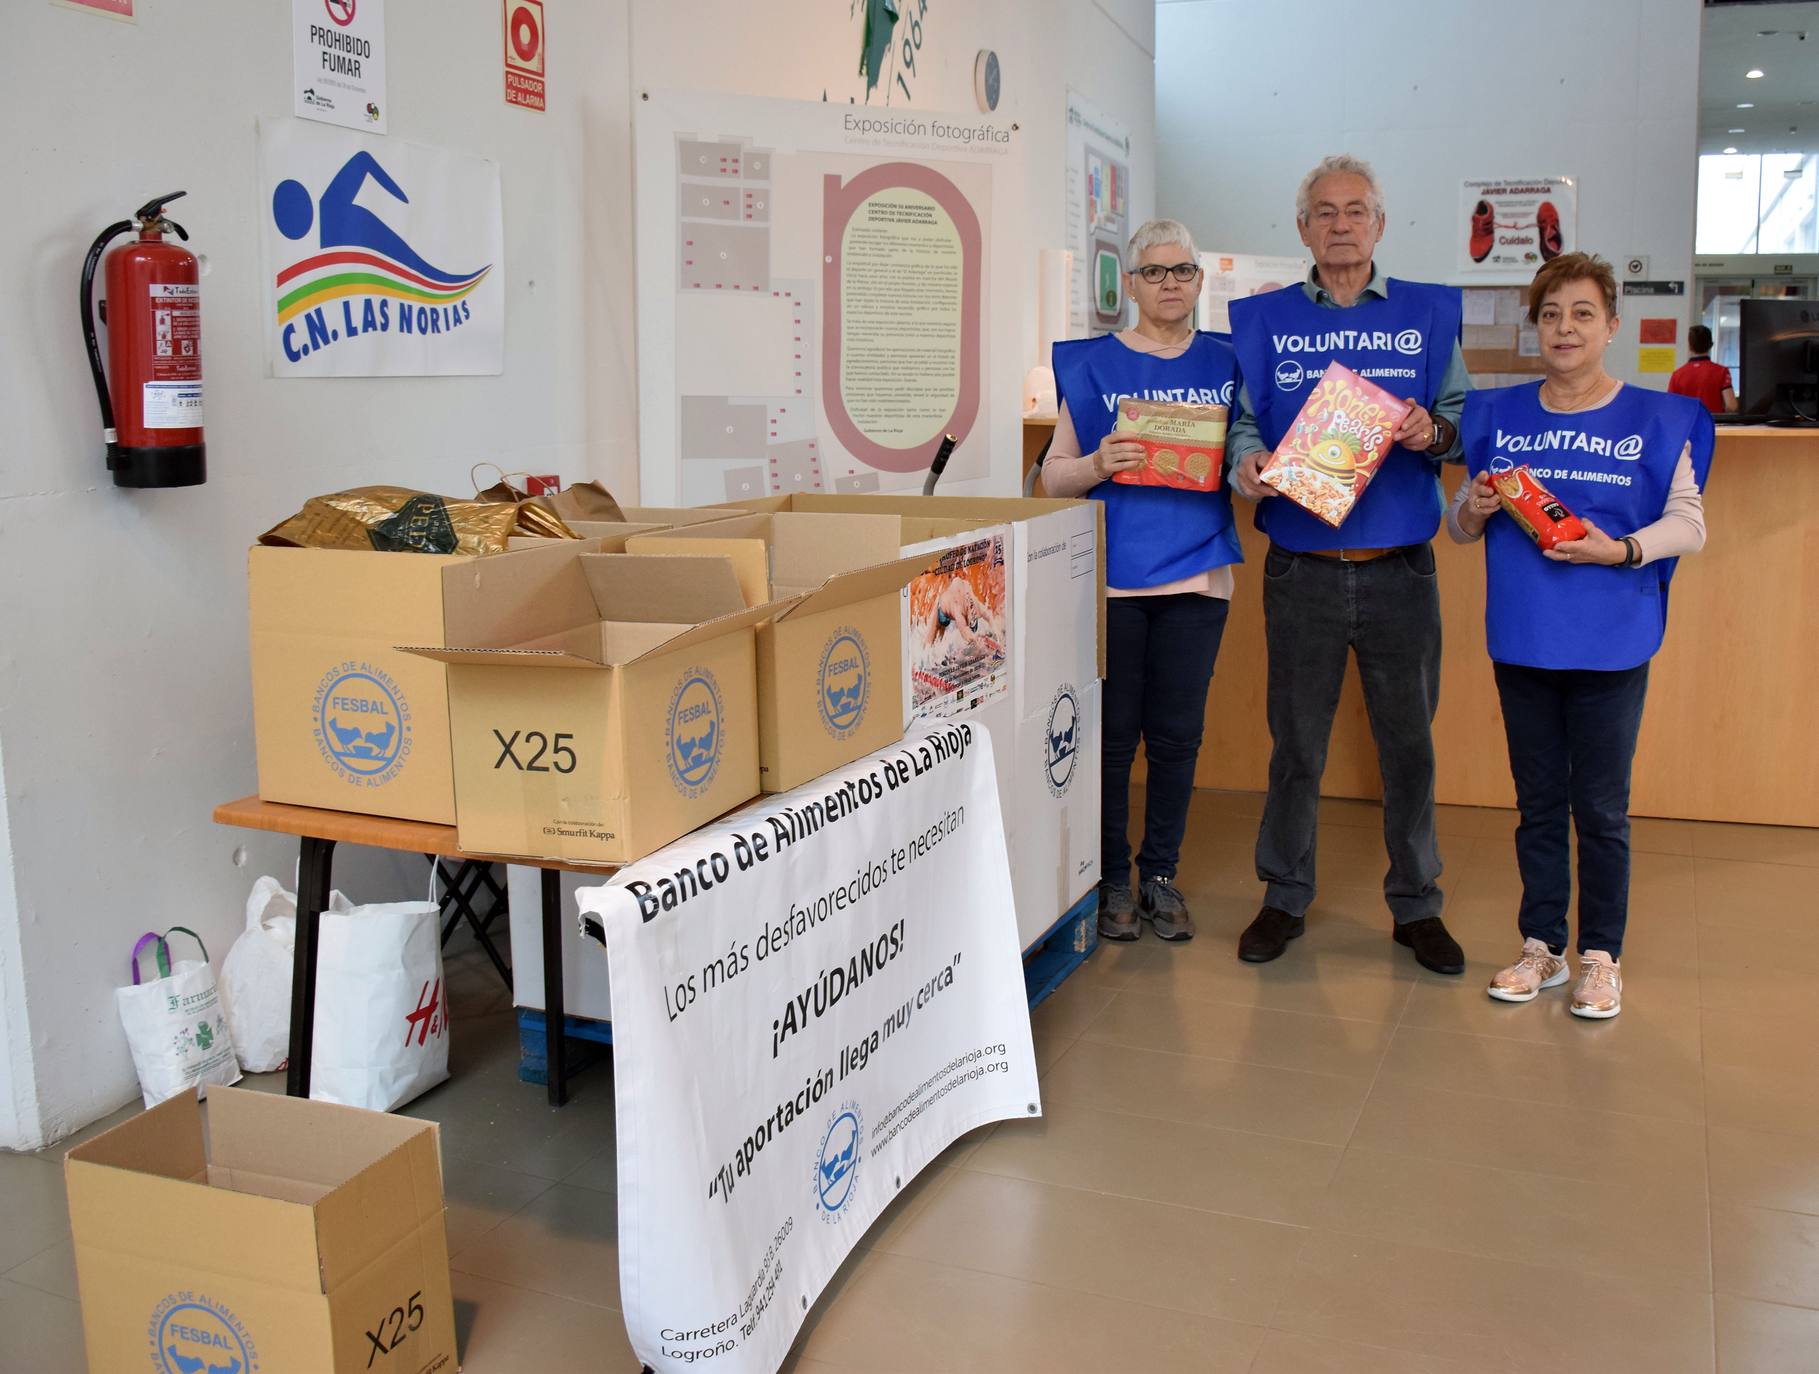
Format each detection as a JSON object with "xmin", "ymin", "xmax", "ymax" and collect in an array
[
  {"xmin": 1738, "ymin": 102, "xmax": 1755, "ymax": 109},
  {"xmin": 1746, "ymin": 69, "xmax": 1765, "ymax": 79},
  {"xmin": 1729, "ymin": 127, "xmax": 1747, "ymax": 133},
  {"xmin": 1724, "ymin": 146, "xmax": 1739, "ymax": 154}
]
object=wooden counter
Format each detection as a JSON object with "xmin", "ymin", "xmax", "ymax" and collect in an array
[{"xmin": 1027, "ymin": 417, "xmax": 1816, "ymax": 827}]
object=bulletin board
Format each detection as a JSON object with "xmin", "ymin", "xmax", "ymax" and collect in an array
[{"xmin": 1459, "ymin": 284, "xmax": 1545, "ymax": 386}]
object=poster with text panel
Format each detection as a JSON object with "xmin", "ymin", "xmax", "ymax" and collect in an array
[
  {"xmin": 579, "ymin": 721, "xmax": 1037, "ymax": 1374},
  {"xmin": 1461, "ymin": 176, "xmax": 1576, "ymax": 277}
]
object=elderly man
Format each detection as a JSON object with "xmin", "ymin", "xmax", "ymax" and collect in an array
[{"xmin": 1226, "ymin": 154, "xmax": 1469, "ymax": 974}]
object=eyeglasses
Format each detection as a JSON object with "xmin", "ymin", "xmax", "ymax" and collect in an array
[
  {"xmin": 1132, "ymin": 263, "xmax": 1202, "ymax": 284},
  {"xmin": 1308, "ymin": 205, "xmax": 1377, "ymax": 226}
]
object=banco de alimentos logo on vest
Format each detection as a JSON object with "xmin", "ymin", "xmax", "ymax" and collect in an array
[{"xmin": 270, "ymin": 149, "xmax": 491, "ymax": 364}]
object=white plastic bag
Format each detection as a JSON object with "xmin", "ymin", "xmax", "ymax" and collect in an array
[
  {"xmin": 114, "ymin": 928, "xmax": 242, "ymax": 1108},
  {"xmin": 219, "ymin": 876, "xmax": 353, "ymax": 1073},
  {"xmin": 309, "ymin": 899, "xmax": 449, "ymax": 1111}
]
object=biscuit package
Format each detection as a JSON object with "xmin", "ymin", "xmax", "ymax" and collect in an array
[
  {"xmin": 1490, "ymin": 465, "xmax": 1588, "ymax": 550},
  {"xmin": 1258, "ymin": 363, "xmax": 1411, "ymax": 527},
  {"xmin": 1109, "ymin": 398, "xmax": 1227, "ymax": 492}
]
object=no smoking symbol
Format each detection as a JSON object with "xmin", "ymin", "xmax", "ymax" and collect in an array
[
  {"xmin": 324, "ymin": 0, "xmax": 355, "ymax": 26},
  {"xmin": 508, "ymin": 2, "xmax": 544, "ymax": 73}
]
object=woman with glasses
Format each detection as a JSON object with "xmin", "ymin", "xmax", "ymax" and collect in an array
[{"xmin": 1044, "ymin": 219, "xmax": 1241, "ymax": 945}]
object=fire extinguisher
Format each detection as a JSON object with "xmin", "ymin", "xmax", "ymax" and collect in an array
[{"xmin": 80, "ymin": 191, "xmax": 206, "ymax": 488}]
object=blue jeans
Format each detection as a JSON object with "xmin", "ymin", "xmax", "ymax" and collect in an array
[
  {"xmin": 1493, "ymin": 660, "xmax": 1650, "ymax": 958},
  {"xmin": 1102, "ymin": 593, "xmax": 1230, "ymax": 886},
  {"xmin": 1254, "ymin": 543, "xmax": 1445, "ymax": 924}
]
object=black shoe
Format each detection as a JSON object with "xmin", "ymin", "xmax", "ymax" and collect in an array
[
  {"xmin": 1238, "ymin": 905, "xmax": 1304, "ymax": 963},
  {"xmin": 1393, "ymin": 916, "xmax": 1465, "ymax": 975}
]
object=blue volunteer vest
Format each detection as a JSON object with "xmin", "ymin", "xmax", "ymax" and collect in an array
[
  {"xmin": 1052, "ymin": 331, "xmax": 1244, "ymax": 590},
  {"xmin": 1461, "ymin": 382, "xmax": 1715, "ymax": 671},
  {"xmin": 1229, "ymin": 279, "xmax": 1463, "ymax": 550}
]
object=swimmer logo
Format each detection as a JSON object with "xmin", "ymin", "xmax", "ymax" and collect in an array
[
  {"xmin": 149, "ymin": 1292, "xmax": 258, "ymax": 1374},
  {"xmin": 313, "ymin": 664, "xmax": 410, "ymax": 786},
  {"xmin": 813, "ymin": 1103, "xmax": 864, "ymax": 1221},
  {"xmin": 1044, "ymin": 684, "xmax": 1081, "ymax": 797},
  {"xmin": 666, "ymin": 669, "xmax": 724, "ymax": 798},
  {"xmin": 817, "ymin": 629, "xmax": 870, "ymax": 739}
]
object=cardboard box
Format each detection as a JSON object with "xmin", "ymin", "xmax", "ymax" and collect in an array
[
  {"xmin": 628, "ymin": 513, "xmax": 933, "ymax": 792},
  {"xmin": 249, "ymin": 537, "xmax": 644, "ymax": 825},
  {"xmin": 67, "ymin": 1088, "xmax": 456, "ymax": 1374},
  {"xmin": 1011, "ymin": 678, "xmax": 1102, "ymax": 947},
  {"xmin": 403, "ymin": 548, "xmax": 777, "ymax": 864}
]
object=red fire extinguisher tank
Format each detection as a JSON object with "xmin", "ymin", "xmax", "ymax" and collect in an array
[{"xmin": 80, "ymin": 191, "xmax": 206, "ymax": 487}]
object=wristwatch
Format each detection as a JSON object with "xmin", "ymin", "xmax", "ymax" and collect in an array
[{"xmin": 1429, "ymin": 416, "xmax": 1455, "ymax": 452}]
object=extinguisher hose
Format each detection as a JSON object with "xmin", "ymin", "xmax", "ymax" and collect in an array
[{"xmin": 80, "ymin": 219, "xmax": 133, "ymax": 435}]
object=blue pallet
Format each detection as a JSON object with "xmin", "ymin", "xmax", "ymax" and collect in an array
[
  {"xmin": 516, "ymin": 892, "xmax": 1102, "ymax": 1084},
  {"xmin": 516, "ymin": 1009, "xmax": 612, "ymax": 1087},
  {"xmin": 1022, "ymin": 889, "xmax": 1099, "ymax": 1010}
]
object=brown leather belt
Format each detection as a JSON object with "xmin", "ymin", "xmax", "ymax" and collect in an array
[{"xmin": 1277, "ymin": 544, "xmax": 1416, "ymax": 564}]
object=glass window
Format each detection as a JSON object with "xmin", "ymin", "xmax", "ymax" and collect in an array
[{"xmin": 1699, "ymin": 153, "xmax": 1819, "ymax": 255}]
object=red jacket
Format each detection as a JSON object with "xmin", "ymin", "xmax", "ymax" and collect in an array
[{"xmin": 1668, "ymin": 356, "xmax": 1733, "ymax": 414}]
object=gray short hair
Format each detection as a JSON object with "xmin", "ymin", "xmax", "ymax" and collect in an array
[
  {"xmin": 1295, "ymin": 155, "xmax": 1385, "ymax": 224},
  {"xmin": 1124, "ymin": 219, "xmax": 1198, "ymax": 272}
]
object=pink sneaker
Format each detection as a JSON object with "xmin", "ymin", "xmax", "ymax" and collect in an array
[
  {"xmin": 1571, "ymin": 951, "xmax": 1622, "ymax": 1019},
  {"xmin": 1487, "ymin": 938, "xmax": 1570, "ymax": 1003}
]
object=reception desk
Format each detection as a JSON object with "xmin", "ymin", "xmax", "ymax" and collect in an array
[{"xmin": 1031, "ymin": 422, "xmax": 1818, "ymax": 828}]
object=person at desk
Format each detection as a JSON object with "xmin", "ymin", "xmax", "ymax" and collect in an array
[
  {"xmin": 1668, "ymin": 325, "xmax": 1738, "ymax": 414},
  {"xmin": 1044, "ymin": 219, "xmax": 1242, "ymax": 945},
  {"xmin": 1454, "ymin": 252, "xmax": 1713, "ymax": 1019},
  {"xmin": 1226, "ymin": 154, "xmax": 1469, "ymax": 975}
]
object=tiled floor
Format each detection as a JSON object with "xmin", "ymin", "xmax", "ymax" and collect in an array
[{"xmin": 7, "ymin": 789, "xmax": 1819, "ymax": 1372}]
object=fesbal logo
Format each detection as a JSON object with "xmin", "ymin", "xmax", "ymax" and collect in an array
[
  {"xmin": 150, "ymin": 1292, "xmax": 258, "ymax": 1374},
  {"xmin": 813, "ymin": 1102, "xmax": 863, "ymax": 1222},
  {"xmin": 666, "ymin": 668, "xmax": 724, "ymax": 799},
  {"xmin": 313, "ymin": 662, "xmax": 411, "ymax": 787},
  {"xmin": 817, "ymin": 628, "xmax": 870, "ymax": 740},
  {"xmin": 1274, "ymin": 359, "xmax": 1305, "ymax": 392},
  {"xmin": 1044, "ymin": 683, "xmax": 1080, "ymax": 798}
]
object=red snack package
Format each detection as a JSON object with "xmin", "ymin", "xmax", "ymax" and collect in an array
[
  {"xmin": 1489, "ymin": 466, "xmax": 1588, "ymax": 550},
  {"xmin": 1109, "ymin": 398, "xmax": 1226, "ymax": 492},
  {"xmin": 1258, "ymin": 363, "xmax": 1411, "ymax": 527}
]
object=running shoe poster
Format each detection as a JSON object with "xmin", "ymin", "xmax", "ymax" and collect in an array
[{"xmin": 1460, "ymin": 177, "xmax": 1576, "ymax": 276}]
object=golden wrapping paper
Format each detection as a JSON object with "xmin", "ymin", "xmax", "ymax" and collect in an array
[{"xmin": 259, "ymin": 486, "xmax": 579, "ymax": 556}]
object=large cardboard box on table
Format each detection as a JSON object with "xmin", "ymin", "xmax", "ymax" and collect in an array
[
  {"xmin": 402, "ymin": 546, "xmax": 777, "ymax": 865},
  {"xmin": 627, "ymin": 512, "xmax": 931, "ymax": 792},
  {"xmin": 249, "ymin": 533, "xmax": 657, "ymax": 825},
  {"xmin": 66, "ymin": 1088, "xmax": 455, "ymax": 1374}
]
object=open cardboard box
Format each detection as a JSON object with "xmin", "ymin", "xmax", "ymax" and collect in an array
[
  {"xmin": 66, "ymin": 1088, "xmax": 455, "ymax": 1374},
  {"xmin": 627, "ymin": 512, "xmax": 948, "ymax": 791},
  {"xmin": 402, "ymin": 546, "xmax": 785, "ymax": 864}
]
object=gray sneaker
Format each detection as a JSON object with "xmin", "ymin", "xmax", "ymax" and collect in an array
[
  {"xmin": 1140, "ymin": 875, "xmax": 1195, "ymax": 941},
  {"xmin": 1098, "ymin": 881, "xmax": 1139, "ymax": 941}
]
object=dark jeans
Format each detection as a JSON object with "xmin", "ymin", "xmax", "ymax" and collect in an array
[
  {"xmin": 1255, "ymin": 543, "xmax": 1444, "ymax": 924},
  {"xmin": 1103, "ymin": 592, "xmax": 1230, "ymax": 887},
  {"xmin": 1493, "ymin": 660, "xmax": 1650, "ymax": 959}
]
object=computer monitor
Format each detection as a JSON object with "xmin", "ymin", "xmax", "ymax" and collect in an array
[{"xmin": 1737, "ymin": 299, "xmax": 1819, "ymax": 422}]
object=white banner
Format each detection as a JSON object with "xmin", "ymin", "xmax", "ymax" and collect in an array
[
  {"xmin": 293, "ymin": 0, "xmax": 387, "ymax": 133},
  {"xmin": 1460, "ymin": 176, "xmax": 1576, "ymax": 277},
  {"xmin": 1064, "ymin": 89, "xmax": 1132, "ymax": 338},
  {"xmin": 580, "ymin": 721, "xmax": 1038, "ymax": 1374},
  {"xmin": 258, "ymin": 119, "xmax": 503, "ymax": 377}
]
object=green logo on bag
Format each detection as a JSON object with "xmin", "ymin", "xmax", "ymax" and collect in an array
[{"xmin": 196, "ymin": 1022, "xmax": 214, "ymax": 1051}]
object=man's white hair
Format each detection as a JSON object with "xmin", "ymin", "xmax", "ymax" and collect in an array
[
  {"xmin": 1124, "ymin": 218, "xmax": 1199, "ymax": 272},
  {"xmin": 1295, "ymin": 155, "xmax": 1386, "ymax": 224}
]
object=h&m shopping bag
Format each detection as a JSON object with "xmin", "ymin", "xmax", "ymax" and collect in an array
[{"xmin": 309, "ymin": 899, "xmax": 449, "ymax": 1111}]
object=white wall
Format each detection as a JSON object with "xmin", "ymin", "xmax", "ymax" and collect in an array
[
  {"xmin": 0, "ymin": 0, "xmax": 1154, "ymax": 1148},
  {"xmin": 1155, "ymin": 0, "xmax": 1704, "ymax": 387},
  {"xmin": 0, "ymin": 0, "xmax": 612, "ymax": 1148}
]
